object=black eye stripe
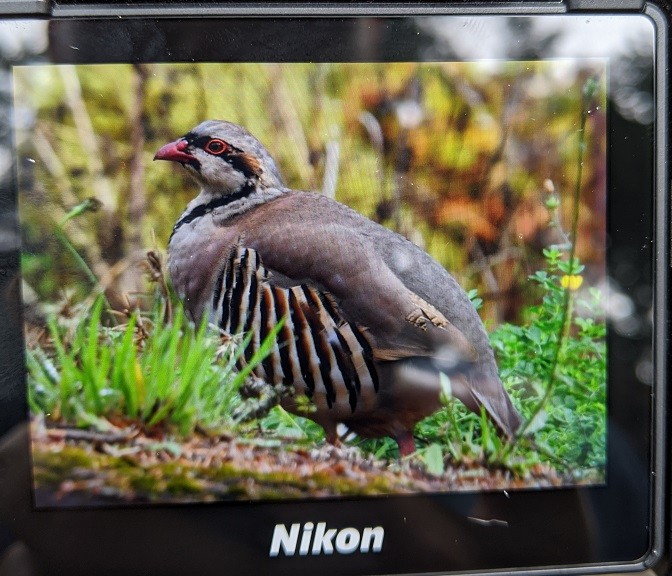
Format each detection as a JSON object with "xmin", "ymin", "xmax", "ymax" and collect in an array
[
  {"xmin": 180, "ymin": 133, "xmax": 258, "ymax": 179},
  {"xmin": 191, "ymin": 135, "xmax": 213, "ymax": 148}
]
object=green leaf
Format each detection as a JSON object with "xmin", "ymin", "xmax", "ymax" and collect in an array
[{"xmin": 421, "ymin": 443, "xmax": 445, "ymax": 476}]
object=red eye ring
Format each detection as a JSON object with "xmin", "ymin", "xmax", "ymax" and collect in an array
[{"xmin": 204, "ymin": 138, "xmax": 228, "ymax": 155}]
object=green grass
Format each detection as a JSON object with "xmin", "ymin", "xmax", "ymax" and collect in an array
[
  {"xmin": 27, "ymin": 297, "xmax": 283, "ymax": 436},
  {"xmin": 26, "ymin": 244, "xmax": 606, "ymax": 479}
]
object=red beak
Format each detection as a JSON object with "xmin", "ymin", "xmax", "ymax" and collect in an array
[{"xmin": 153, "ymin": 139, "xmax": 195, "ymax": 164}]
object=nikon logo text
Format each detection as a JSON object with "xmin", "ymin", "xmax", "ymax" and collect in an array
[{"xmin": 269, "ymin": 522, "xmax": 384, "ymax": 557}]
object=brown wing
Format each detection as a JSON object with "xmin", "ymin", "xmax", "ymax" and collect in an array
[{"xmin": 215, "ymin": 207, "xmax": 478, "ymax": 362}]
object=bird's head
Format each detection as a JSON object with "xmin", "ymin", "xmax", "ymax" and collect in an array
[{"xmin": 154, "ymin": 120, "xmax": 285, "ymax": 196}]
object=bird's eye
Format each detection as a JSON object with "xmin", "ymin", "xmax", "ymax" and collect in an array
[{"xmin": 204, "ymin": 139, "xmax": 228, "ymax": 155}]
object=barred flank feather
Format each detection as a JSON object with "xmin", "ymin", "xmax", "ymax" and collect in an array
[{"xmin": 211, "ymin": 246, "xmax": 378, "ymax": 415}]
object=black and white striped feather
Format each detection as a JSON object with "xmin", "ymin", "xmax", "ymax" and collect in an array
[{"xmin": 211, "ymin": 246, "xmax": 380, "ymax": 418}]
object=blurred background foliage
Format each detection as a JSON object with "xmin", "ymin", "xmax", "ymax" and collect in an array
[{"xmin": 15, "ymin": 60, "xmax": 606, "ymax": 328}]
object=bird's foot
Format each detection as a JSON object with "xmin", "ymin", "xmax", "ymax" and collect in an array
[
  {"xmin": 232, "ymin": 378, "xmax": 284, "ymax": 422},
  {"xmin": 395, "ymin": 431, "xmax": 416, "ymax": 457}
]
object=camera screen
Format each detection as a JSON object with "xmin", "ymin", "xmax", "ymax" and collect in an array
[{"xmin": 8, "ymin": 15, "xmax": 653, "ymax": 517}]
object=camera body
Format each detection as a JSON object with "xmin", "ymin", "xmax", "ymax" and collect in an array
[{"xmin": 0, "ymin": 2, "xmax": 669, "ymax": 575}]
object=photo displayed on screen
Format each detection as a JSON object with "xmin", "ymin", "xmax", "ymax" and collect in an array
[{"xmin": 16, "ymin": 59, "xmax": 607, "ymax": 507}]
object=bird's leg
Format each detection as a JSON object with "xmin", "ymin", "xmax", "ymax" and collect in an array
[
  {"xmin": 325, "ymin": 425, "xmax": 342, "ymax": 448},
  {"xmin": 395, "ymin": 431, "xmax": 416, "ymax": 457}
]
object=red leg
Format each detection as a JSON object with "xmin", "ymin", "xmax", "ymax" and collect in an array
[
  {"xmin": 395, "ymin": 431, "xmax": 416, "ymax": 457},
  {"xmin": 325, "ymin": 426, "xmax": 341, "ymax": 447}
]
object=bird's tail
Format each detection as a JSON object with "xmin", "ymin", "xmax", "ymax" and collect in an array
[
  {"xmin": 455, "ymin": 371, "xmax": 522, "ymax": 438},
  {"xmin": 426, "ymin": 347, "xmax": 522, "ymax": 438}
]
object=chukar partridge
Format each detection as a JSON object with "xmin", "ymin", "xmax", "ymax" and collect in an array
[{"xmin": 155, "ymin": 120, "xmax": 521, "ymax": 456}]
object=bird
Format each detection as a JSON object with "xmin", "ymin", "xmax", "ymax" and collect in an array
[{"xmin": 154, "ymin": 120, "xmax": 521, "ymax": 456}]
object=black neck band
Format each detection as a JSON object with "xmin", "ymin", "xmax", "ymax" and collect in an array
[{"xmin": 170, "ymin": 184, "xmax": 256, "ymax": 237}]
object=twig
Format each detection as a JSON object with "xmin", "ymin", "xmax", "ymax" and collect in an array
[
  {"xmin": 32, "ymin": 127, "xmax": 78, "ymax": 208},
  {"xmin": 59, "ymin": 65, "xmax": 116, "ymax": 210},
  {"xmin": 145, "ymin": 250, "xmax": 173, "ymax": 323},
  {"xmin": 53, "ymin": 222, "xmax": 99, "ymax": 288},
  {"xmin": 268, "ymin": 64, "xmax": 313, "ymax": 186},
  {"xmin": 194, "ymin": 64, "xmax": 211, "ymax": 121},
  {"xmin": 358, "ymin": 110, "xmax": 387, "ymax": 202},
  {"xmin": 321, "ymin": 138, "xmax": 340, "ymax": 198},
  {"xmin": 463, "ymin": 246, "xmax": 525, "ymax": 277},
  {"xmin": 468, "ymin": 239, "xmax": 502, "ymax": 325},
  {"xmin": 47, "ymin": 427, "xmax": 137, "ymax": 444},
  {"xmin": 128, "ymin": 64, "xmax": 149, "ymax": 258},
  {"xmin": 544, "ymin": 179, "xmax": 572, "ymax": 250}
]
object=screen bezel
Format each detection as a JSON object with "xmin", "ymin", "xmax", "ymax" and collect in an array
[{"xmin": 0, "ymin": 6, "xmax": 667, "ymax": 576}]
